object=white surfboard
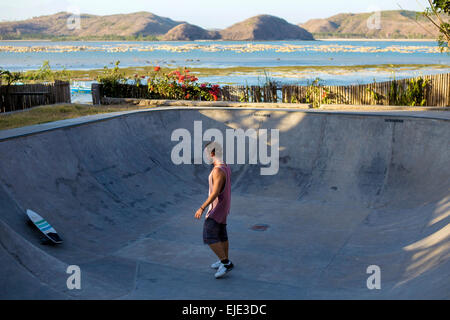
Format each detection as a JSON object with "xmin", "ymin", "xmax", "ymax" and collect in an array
[{"xmin": 26, "ymin": 209, "xmax": 62, "ymax": 244}]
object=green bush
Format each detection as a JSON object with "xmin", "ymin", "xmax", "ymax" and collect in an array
[
  {"xmin": 303, "ymin": 78, "xmax": 329, "ymax": 108},
  {"xmin": 97, "ymin": 61, "xmax": 127, "ymax": 97},
  {"xmin": 1, "ymin": 61, "xmax": 72, "ymax": 84},
  {"xmin": 23, "ymin": 60, "xmax": 72, "ymax": 82},
  {"xmin": 389, "ymin": 77, "xmax": 429, "ymax": 106},
  {"xmin": 0, "ymin": 69, "xmax": 23, "ymax": 85}
]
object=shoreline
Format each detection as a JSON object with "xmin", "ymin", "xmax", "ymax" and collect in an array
[
  {"xmin": 3, "ymin": 64, "xmax": 448, "ymax": 82},
  {"xmin": 71, "ymin": 63, "xmax": 450, "ymax": 78},
  {"xmin": 0, "ymin": 38, "xmax": 438, "ymax": 42},
  {"xmin": 317, "ymin": 38, "xmax": 437, "ymax": 42},
  {"xmin": 40, "ymin": 64, "xmax": 450, "ymax": 82}
]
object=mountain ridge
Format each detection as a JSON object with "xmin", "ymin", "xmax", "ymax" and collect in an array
[
  {"xmin": 220, "ymin": 15, "xmax": 314, "ymax": 40},
  {"xmin": 0, "ymin": 11, "xmax": 183, "ymax": 40},
  {"xmin": 0, "ymin": 10, "xmax": 444, "ymax": 41},
  {"xmin": 300, "ymin": 10, "xmax": 445, "ymax": 39}
]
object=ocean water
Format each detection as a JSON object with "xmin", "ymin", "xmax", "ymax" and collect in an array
[{"xmin": 1, "ymin": 40, "xmax": 449, "ymax": 103}]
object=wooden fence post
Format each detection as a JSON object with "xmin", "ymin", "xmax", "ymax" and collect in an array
[{"xmin": 92, "ymin": 83, "xmax": 101, "ymax": 105}]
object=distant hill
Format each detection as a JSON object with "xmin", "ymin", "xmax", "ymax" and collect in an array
[
  {"xmin": 0, "ymin": 11, "xmax": 183, "ymax": 40},
  {"xmin": 300, "ymin": 10, "xmax": 444, "ymax": 39},
  {"xmin": 162, "ymin": 23, "xmax": 220, "ymax": 41},
  {"xmin": 1, "ymin": 10, "xmax": 442, "ymax": 41},
  {"xmin": 0, "ymin": 12, "xmax": 314, "ymax": 41},
  {"xmin": 221, "ymin": 15, "xmax": 314, "ymax": 40}
]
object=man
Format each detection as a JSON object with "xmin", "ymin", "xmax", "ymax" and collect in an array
[{"xmin": 195, "ymin": 141, "xmax": 233, "ymax": 279}]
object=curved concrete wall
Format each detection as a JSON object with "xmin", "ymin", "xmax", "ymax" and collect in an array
[{"xmin": 0, "ymin": 108, "xmax": 448, "ymax": 299}]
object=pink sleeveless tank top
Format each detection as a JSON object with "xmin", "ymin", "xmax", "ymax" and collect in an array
[{"xmin": 206, "ymin": 164, "xmax": 231, "ymax": 224}]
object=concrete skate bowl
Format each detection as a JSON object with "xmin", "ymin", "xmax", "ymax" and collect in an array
[{"xmin": 0, "ymin": 108, "xmax": 448, "ymax": 299}]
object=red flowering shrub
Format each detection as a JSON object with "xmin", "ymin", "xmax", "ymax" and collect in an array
[
  {"xmin": 147, "ymin": 67, "xmax": 220, "ymax": 101},
  {"xmin": 99, "ymin": 62, "xmax": 221, "ymax": 102},
  {"xmin": 208, "ymin": 85, "xmax": 220, "ymax": 101}
]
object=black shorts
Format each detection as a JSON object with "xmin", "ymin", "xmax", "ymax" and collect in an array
[{"xmin": 203, "ymin": 217, "xmax": 228, "ymax": 245}]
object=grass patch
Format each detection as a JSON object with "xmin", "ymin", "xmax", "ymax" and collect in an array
[{"xmin": 0, "ymin": 104, "xmax": 150, "ymax": 131}]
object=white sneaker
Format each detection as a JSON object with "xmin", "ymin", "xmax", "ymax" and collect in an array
[
  {"xmin": 214, "ymin": 262, "xmax": 233, "ymax": 279},
  {"xmin": 211, "ymin": 261, "xmax": 222, "ymax": 269}
]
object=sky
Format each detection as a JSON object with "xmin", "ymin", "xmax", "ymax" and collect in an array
[{"xmin": 0, "ymin": 0, "xmax": 430, "ymax": 29}]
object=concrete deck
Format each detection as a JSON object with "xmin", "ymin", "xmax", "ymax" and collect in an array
[{"xmin": 0, "ymin": 107, "xmax": 448, "ymax": 299}]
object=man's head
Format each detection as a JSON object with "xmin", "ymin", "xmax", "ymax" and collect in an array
[{"xmin": 204, "ymin": 141, "xmax": 223, "ymax": 164}]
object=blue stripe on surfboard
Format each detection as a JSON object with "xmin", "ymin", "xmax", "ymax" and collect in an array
[
  {"xmin": 37, "ymin": 221, "xmax": 49, "ymax": 227},
  {"xmin": 36, "ymin": 223, "xmax": 50, "ymax": 229},
  {"xmin": 40, "ymin": 225, "xmax": 53, "ymax": 232},
  {"xmin": 37, "ymin": 222, "xmax": 50, "ymax": 228}
]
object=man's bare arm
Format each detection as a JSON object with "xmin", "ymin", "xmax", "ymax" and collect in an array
[{"xmin": 195, "ymin": 168, "xmax": 226, "ymax": 219}]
